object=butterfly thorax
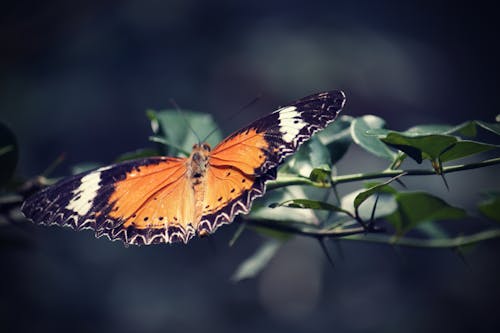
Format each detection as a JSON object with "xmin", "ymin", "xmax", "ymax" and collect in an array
[{"xmin": 188, "ymin": 143, "xmax": 211, "ymax": 182}]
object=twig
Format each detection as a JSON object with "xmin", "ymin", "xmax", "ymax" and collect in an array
[
  {"xmin": 246, "ymin": 219, "xmax": 382, "ymax": 238},
  {"xmin": 318, "ymin": 237, "xmax": 335, "ymax": 268},
  {"xmin": 341, "ymin": 229, "xmax": 500, "ymax": 248}
]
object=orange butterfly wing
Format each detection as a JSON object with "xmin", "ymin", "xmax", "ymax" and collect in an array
[
  {"xmin": 22, "ymin": 157, "xmax": 198, "ymax": 245},
  {"xmin": 198, "ymin": 90, "xmax": 346, "ymax": 234},
  {"xmin": 103, "ymin": 158, "xmax": 198, "ymax": 244},
  {"xmin": 199, "ymin": 130, "xmax": 269, "ymax": 233}
]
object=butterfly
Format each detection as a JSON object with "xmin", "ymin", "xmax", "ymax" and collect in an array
[{"xmin": 22, "ymin": 90, "xmax": 346, "ymax": 245}]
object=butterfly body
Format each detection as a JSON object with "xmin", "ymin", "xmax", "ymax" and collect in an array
[{"xmin": 22, "ymin": 90, "xmax": 346, "ymax": 245}]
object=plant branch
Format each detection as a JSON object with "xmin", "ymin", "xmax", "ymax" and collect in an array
[
  {"xmin": 266, "ymin": 174, "xmax": 322, "ymax": 190},
  {"xmin": 248, "ymin": 218, "xmax": 500, "ymax": 249},
  {"xmin": 267, "ymin": 157, "xmax": 500, "ymax": 190},
  {"xmin": 334, "ymin": 157, "xmax": 500, "ymax": 185},
  {"xmin": 246, "ymin": 219, "xmax": 382, "ymax": 238}
]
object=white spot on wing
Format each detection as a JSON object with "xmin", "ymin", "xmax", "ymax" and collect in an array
[
  {"xmin": 278, "ymin": 106, "xmax": 306, "ymax": 143},
  {"xmin": 65, "ymin": 171, "xmax": 102, "ymax": 216}
]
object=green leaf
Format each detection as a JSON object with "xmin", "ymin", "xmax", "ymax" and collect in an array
[
  {"xmin": 351, "ymin": 115, "xmax": 397, "ymax": 161},
  {"xmin": 387, "ymin": 192, "xmax": 468, "ymax": 234},
  {"xmin": 248, "ymin": 187, "xmax": 322, "ymax": 225},
  {"xmin": 368, "ymin": 123, "xmax": 458, "ymax": 137},
  {"xmin": 368, "ymin": 121, "xmax": 500, "ymax": 163},
  {"xmin": 317, "ymin": 115, "xmax": 354, "ymax": 144},
  {"xmin": 354, "ymin": 180, "xmax": 398, "ymax": 209},
  {"xmin": 231, "ymin": 239, "xmax": 281, "ymax": 282},
  {"xmin": 476, "ymin": 121, "xmax": 500, "ymax": 136},
  {"xmin": 148, "ymin": 110, "xmax": 223, "ymax": 156},
  {"xmin": 478, "ymin": 192, "xmax": 500, "ymax": 222},
  {"xmin": 115, "ymin": 148, "xmax": 159, "ymax": 162},
  {"xmin": 341, "ymin": 189, "xmax": 398, "ymax": 220},
  {"xmin": 444, "ymin": 120, "xmax": 500, "ymax": 137},
  {"xmin": 381, "ymin": 133, "xmax": 457, "ymax": 163},
  {"xmin": 445, "ymin": 121, "xmax": 477, "ymax": 137},
  {"xmin": 0, "ymin": 123, "xmax": 18, "ymax": 187},
  {"xmin": 267, "ymin": 198, "xmax": 357, "ymax": 231},
  {"xmin": 309, "ymin": 167, "xmax": 331, "ymax": 184},
  {"xmin": 270, "ymin": 198, "xmax": 349, "ymax": 214},
  {"xmin": 281, "ymin": 136, "xmax": 331, "ymax": 178},
  {"xmin": 317, "ymin": 115, "xmax": 354, "ymax": 164},
  {"xmin": 381, "ymin": 132, "xmax": 498, "ymax": 164},
  {"xmin": 370, "ymin": 120, "xmax": 500, "ymax": 139},
  {"xmin": 405, "ymin": 124, "xmax": 456, "ymax": 135},
  {"xmin": 439, "ymin": 140, "xmax": 498, "ymax": 162}
]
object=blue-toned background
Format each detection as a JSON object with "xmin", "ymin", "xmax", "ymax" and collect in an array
[{"xmin": 1, "ymin": 1, "xmax": 499, "ymax": 332}]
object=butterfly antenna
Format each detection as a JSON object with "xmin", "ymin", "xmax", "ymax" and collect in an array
[
  {"xmin": 201, "ymin": 93, "xmax": 263, "ymax": 143},
  {"xmin": 169, "ymin": 98, "xmax": 202, "ymax": 144}
]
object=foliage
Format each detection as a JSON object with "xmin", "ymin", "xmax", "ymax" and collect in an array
[{"xmin": 1, "ymin": 110, "xmax": 499, "ymax": 281}]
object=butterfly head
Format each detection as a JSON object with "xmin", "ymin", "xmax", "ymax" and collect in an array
[{"xmin": 192, "ymin": 142, "xmax": 211, "ymax": 152}]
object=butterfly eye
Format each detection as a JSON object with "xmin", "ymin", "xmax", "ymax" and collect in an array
[{"xmin": 202, "ymin": 143, "xmax": 211, "ymax": 151}]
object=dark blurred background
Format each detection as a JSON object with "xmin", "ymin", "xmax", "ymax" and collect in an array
[{"xmin": 1, "ymin": 1, "xmax": 499, "ymax": 332}]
